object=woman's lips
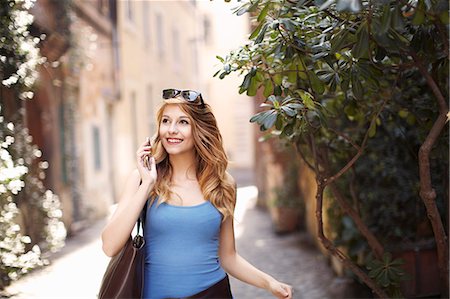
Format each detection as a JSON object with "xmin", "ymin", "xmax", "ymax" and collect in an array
[{"xmin": 166, "ymin": 138, "xmax": 183, "ymax": 145}]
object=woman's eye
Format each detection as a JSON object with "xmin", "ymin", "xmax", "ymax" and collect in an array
[
  {"xmin": 179, "ymin": 119, "xmax": 189, "ymax": 125},
  {"xmin": 161, "ymin": 118, "xmax": 170, "ymax": 124}
]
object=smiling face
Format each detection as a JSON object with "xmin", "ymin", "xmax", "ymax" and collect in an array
[{"xmin": 159, "ymin": 104, "xmax": 195, "ymax": 156}]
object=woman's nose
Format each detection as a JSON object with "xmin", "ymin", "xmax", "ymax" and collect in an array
[{"xmin": 168, "ymin": 123, "xmax": 178, "ymax": 134}]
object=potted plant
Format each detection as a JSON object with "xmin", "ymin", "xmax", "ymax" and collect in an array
[{"xmin": 268, "ymin": 161, "xmax": 304, "ymax": 234}]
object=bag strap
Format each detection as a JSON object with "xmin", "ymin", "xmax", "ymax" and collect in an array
[
  {"xmin": 133, "ymin": 202, "xmax": 147, "ymax": 249},
  {"xmin": 136, "ymin": 200, "xmax": 148, "ymax": 236},
  {"xmin": 136, "ymin": 179, "xmax": 149, "ymax": 237}
]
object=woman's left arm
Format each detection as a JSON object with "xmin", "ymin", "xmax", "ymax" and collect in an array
[{"xmin": 218, "ymin": 217, "xmax": 293, "ymax": 299}]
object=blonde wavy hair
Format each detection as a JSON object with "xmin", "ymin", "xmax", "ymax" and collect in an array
[{"xmin": 149, "ymin": 97, "xmax": 236, "ymax": 220}]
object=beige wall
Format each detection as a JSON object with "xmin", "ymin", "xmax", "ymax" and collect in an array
[
  {"xmin": 198, "ymin": 1, "xmax": 255, "ymax": 179},
  {"xmin": 69, "ymin": 1, "xmax": 116, "ymax": 219}
]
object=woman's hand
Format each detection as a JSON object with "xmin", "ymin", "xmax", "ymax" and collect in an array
[
  {"xmin": 136, "ymin": 138, "xmax": 157, "ymax": 185},
  {"xmin": 268, "ymin": 279, "xmax": 293, "ymax": 299}
]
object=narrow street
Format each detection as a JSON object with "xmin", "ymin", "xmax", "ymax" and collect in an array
[{"xmin": 3, "ymin": 187, "xmax": 358, "ymax": 299}]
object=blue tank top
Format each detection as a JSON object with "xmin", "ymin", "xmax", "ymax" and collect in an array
[{"xmin": 143, "ymin": 199, "xmax": 226, "ymax": 299}]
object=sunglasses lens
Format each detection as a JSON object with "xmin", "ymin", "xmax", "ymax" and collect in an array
[
  {"xmin": 162, "ymin": 89, "xmax": 179, "ymax": 99},
  {"xmin": 182, "ymin": 90, "xmax": 199, "ymax": 102}
]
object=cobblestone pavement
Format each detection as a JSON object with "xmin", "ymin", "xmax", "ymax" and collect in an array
[
  {"xmin": 231, "ymin": 188, "xmax": 358, "ymax": 299},
  {"xmin": 3, "ymin": 186, "xmax": 363, "ymax": 299}
]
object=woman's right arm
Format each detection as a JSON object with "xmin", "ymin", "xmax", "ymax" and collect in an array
[{"xmin": 101, "ymin": 139, "xmax": 157, "ymax": 257}]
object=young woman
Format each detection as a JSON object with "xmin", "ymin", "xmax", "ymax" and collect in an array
[{"xmin": 101, "ymin": 89, "xmax": 293, "ymax": 299}]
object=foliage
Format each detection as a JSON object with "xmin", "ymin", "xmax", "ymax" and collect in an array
[
  {"xmin": 0, "ymin": 0, "xmax": 43, "ymax": 100},
  {"xmin": 0, "ymin": 0, "xmax": 67, "ymax": 289},
  {"xmin": 0, "ymin": 109, "xmax": 42, "ymax": 289},
  {"xmin": 366, "ymin": 252, "xmax": 409, "ymax": 298},
  {"xmin": 217, "ymin": 0, "xmax": 448, "ymax": 295}
]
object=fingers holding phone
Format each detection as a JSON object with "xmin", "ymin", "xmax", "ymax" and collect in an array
[{"xmin": 136, "ymin": 137, "xmax": 157, "ymax": 184}]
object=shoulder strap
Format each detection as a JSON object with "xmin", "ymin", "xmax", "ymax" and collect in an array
[
  {"xmin": 136, "ymin": 201, "xmax": 148, "ymax": 235},
  {"xmin": 136, "ymin": 179, "xmax": 149, "ymax": 237}
]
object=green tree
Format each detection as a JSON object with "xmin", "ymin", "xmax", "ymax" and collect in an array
[{"xmin": 217, "ymin": 0, "xmax": 448, "ymax": 297}]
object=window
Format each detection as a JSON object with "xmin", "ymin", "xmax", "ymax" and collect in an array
[
  {"xmin": 96, "ymin": 0, "xmax": 108, "ymax": 16},
  {"xmin": 92, "ymin": 125, "xmax": 102, "ymax": 171},
  {"xmin": 203, "ymin": 16, "xmax": 211, "ymax": 44},
  {"xmin": 147, "ymin": 84, "xmax": 156, "ymax": 135},
  {"xmin": 156, "ymin": 13, "xmax": 164, "ymax": 58},
  {"xmin": 172, "ymin": 28, "xmax": 180, "ymax": 72},
  {"xmin": 191, "ymin": 43, "xmax": 198, "ymax": 75},
  {"xmin": 143, "ymin": 1, "xmax": 150, "ymax": 47},
  {"xmin": 130, "ymin": 92, "xmax": 138, "ymax": 150},
  {"xmin": 125, "ymin": 0, "xmax": 133, "ymax": 22},
  {"xmin": 58, "ymin": 103, "xmax": 68, "ymax": 183}
]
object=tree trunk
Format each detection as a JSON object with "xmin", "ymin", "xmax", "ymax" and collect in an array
[
  {"xmin": 418, "ymin": 113, "xmax": 449, "ymax": 298},
  {"xmin": 328, "ymin": 183, "xmax": 384, "ymax": 259},
  {"xmin": 412, "ymin": 51, "xmax": 449, "ymax": 298},
  {"xmin": 315, "ymin": 176, "xmax": 389, "ymax": 298}
]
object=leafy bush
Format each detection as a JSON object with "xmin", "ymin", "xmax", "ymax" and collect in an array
[
  {"xmin": 217, "ymin": 0, "xmax": 448, "ymax": 296},
  {"xmin": 0, "ymin": 0, "xmax": 67, "ymax": 289}
]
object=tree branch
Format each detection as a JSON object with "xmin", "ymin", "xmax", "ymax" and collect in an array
[
  {"xmin": 314, "ymin": 173, "xmax": 388, "ymax": 298},
  {"xmin": 326, "ymin": 96, "xmax": 388, "ymax": 185},
  {"xmin": 410, "ymin": 50, "xmax": 449, "ymax": 297}
]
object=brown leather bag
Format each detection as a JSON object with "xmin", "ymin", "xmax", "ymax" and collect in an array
[{"xmin": 98, "ymin": 204, "xmax": 147, "ymax": 299}]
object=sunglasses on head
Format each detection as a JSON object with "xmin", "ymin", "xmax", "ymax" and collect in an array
[{"xmin": 162, "ymin": 89, "xmax": 204, "ymax": 106}]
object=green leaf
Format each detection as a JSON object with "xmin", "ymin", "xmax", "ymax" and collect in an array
[
  {"xmin": 273, "ymin": 73, "xmax": 282, "ymax": 85},
  {"xmin": 255, "ymin": 23, "xmax": 268, "ymax": 44},
  {"xmin": 249, "ymin": 22, "xmax": 264, "ymax": 40},
  {"xmin": 330, "ymin": 29, "xmax": 350, "ymax": 54},
  {"xmin": 352, "ymin": 22, "xmax": 369, "ymax": 58},
  {"xmin": 351, "ymin": 71, "xmax": 363, "ymax": 100},
  {"xmin": 275, "ymin": 114, "xmax": 283, "ymax": 130},
  {"xmin": 391, "ymin": 5, "xmax": 406, "ymax": 32},
  {"xmin": 308, "ymin": 71, "xmax": 325, "ymax": 95},
  {"xmin": 380, "ymin": 5, "xmax": 392, "ymax": 34},
  {"xmin": 406, "ymin": 114, "xmax": 416, "ymax": 125},
  {"xmin": 439, "ymin": 10, "xmax": 449, "ymax": 24},
  {"xmin": 368, "ymin": 121, "xmax": 377, "ymax": 137},
  {"xmin": 274, "ymin": 85, "xmax": 282, "ymax": 96},
  {"xmin": 398, "ymin": 109, "xmax": 409, "ymax": 118},
  {"xmin": 236, "ymin": 5, "xmax": 249, "ymax": 16},
  {"xmin": 319, "ymin": 0, "xmax": 335, "ymax": 10},
  {"xmin": 287, "ymin": 70, "xmax": 297, "ymax": 83},
  {"xmin": 249, "ymin": 110, "xmax": 269, "ymax": 123},
  {"xmin": 247, "ymin": 76, "xmax": 258, "ymax": 96},
  {"xmin": 255, "ymin": 70, "xmax": 264, "ymax": 82},
  {"xmin": 388, "ymin": 28, "xmax": 410, "ymax": 46},
  {"xmin": 280, "ymin": 19, "xmax": 296, "ymax": 31},
  {"xmin": 262, "ymin": 111, "xmax": 277, "ymax": 129},
  {"xmin": 412, "ymin": 0, "xmax": 426, "ymax": 25},
  {"xmin": 382, "ymin": 252, "xmax": 393, "ymax": 263},
  {"xmin": 368, "ymin": 265, "xmax": 383, "ymax": 279},
  {"xmin": 239, "ymin": 70, "xmax": 256, "ymax": 94},
  {"xmin": 247, "ymin": 0, "xmax": 261, "ymax": 13},
  {"xmin": 263, "ymin": 80, "xmax": 274, "ymax": 97},
  {"xmin": 257, "ymin": 3, "xmax": 271, "ymax": 22},
  {"xmin": 281, "ymin": 106, "xmax": 296, "ymax": 117},
  {"xmin": 300, "ymin": 91, "xmax": 315, "ymax": 109}
]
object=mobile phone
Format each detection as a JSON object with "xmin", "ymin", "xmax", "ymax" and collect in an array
[{"xmin": 144, "ymin": 137, "xmax": 152, "ymax": 170}]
